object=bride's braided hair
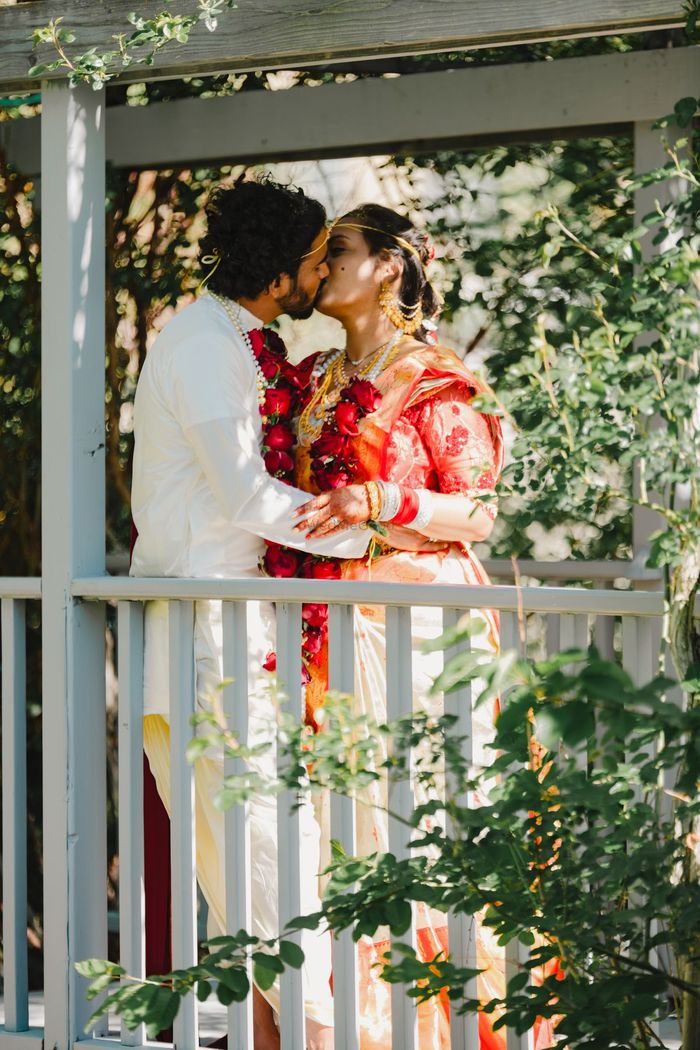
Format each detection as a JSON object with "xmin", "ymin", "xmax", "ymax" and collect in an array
[{"xmin": 340, "ymin": 203, "xmax": 440, "ymax": 343}]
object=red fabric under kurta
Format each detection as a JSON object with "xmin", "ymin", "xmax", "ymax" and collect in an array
[{"xmin": 133, "ymin": 520, "xmax": 173, "ymax": 1039}]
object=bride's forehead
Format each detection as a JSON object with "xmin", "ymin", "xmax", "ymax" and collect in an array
[{"xmin": 330, "ymin": 226, "xmax": 367, "ymax": 249}]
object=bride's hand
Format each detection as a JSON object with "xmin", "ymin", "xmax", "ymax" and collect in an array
[
  {"xmin": 293, "ymin": 484, "xmax": 371, "ymax": 538},
  {"xmin": 382, "ymin": 524, "xmax": 449, "ymax": 553}
]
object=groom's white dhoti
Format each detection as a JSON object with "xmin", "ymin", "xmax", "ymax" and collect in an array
[{"xmin": 130, "ymin": 295, "xmax": 368, "ymax": 1026}]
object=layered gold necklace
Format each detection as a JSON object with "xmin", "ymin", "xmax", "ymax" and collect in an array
[{"xmin": 298, "ymin": 332, "xmax": 405, "ymax": 442}]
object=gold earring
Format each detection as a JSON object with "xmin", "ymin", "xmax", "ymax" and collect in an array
[{"xmin": 378, "ymin": 281, "xmax": 424, "ymax": 335}]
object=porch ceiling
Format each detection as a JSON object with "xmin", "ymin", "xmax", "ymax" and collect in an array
[
  {"xmin": 3, "ymin": 47, "xmax": 697, "ymax": 174},
  {"xmin": 0, "ymin": 0, "xmax": 687, "ymax": 95}
]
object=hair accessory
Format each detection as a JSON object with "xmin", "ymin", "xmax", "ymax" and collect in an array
[
  {"xmin": 197, "ymin": 252, "xmax": 222, "ymax": 294},
  {"xmin": 334, "ymin": 222, "xmax": 422, "ymax": 261},
  {"xmin": 299, "ymin": 227, "xmax": 331, "ymax": 260},
  {"xmin": 379, "ymin": 281, "xmax": 424, "ymax": 335}
]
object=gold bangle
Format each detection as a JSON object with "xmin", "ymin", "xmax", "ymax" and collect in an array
[{"xmin": 364, "ymin": 480, "xmax": 381, "ymax": 521}]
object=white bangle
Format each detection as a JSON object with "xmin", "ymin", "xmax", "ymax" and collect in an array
[
  {"xmin": 377, "ymin": 481, "xmax": 401, "ymax": 522},
  {"xmin": 406, "ymin": 488, "xmax": 434, "ymax": 531}
]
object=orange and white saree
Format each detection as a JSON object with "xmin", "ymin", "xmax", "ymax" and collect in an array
[{"xmin": 293, "ymin": 345, "xmax": 556, "ymax": 1048}]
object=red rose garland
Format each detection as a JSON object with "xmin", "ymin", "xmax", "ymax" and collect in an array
[
  {"xmin": 308, "ymin": 376, "xmax": 382, "ymax": 492},
  {"xmin": 250, "ymin": 337, "xmax": 340, "ymax": 681},
  {"xmin": 254, "ymin": 342, "xmax": 384, "ymax": 691},
  {"xmin": 251, "ymin": 329, "xmax": 302, "ymax": 485}
]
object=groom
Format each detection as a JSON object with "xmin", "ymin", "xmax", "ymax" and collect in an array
[{"xmin": 131, "ymin": 176, "xmax": 369, "ymax": 1050}]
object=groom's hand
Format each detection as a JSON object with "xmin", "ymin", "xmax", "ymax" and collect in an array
[{"xmin": 293, "ymin": 484, "xmax": 371, "ymax": 538}]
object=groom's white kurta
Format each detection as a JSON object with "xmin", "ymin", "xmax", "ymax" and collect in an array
[
  {"xmin": 130, "ymin": 294, "xmax": 366, "ymax": 1027},
  {"xmin": 131, "ymin": 294, "xmax": 367, "ymax": 714}
]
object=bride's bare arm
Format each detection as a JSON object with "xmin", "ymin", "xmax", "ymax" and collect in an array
[{"xmin": 293, "ymin": 484, "xmax": 493, "ymax": 544}]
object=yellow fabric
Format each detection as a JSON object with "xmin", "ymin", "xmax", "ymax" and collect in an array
[
  {"xmin": 316, "ymin": 578, "xmax": 505, "ymax": 1049},
  {"xmin": 143, "ymin": 713, "xmax": 335, "ymax": 1028}
]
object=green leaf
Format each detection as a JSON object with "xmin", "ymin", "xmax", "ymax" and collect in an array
[
  {"xmin": 76, "ymin": 959, "xmax": 125, "ymax": 979},
  {"xmin": 252, "ymin": 951, "xmax": 285, "ymax": 975},
  {"xmin": 681, "ymin": 662, "xmax": 700, "ymax": 693},
  {"xmin": 286, "ymin": 911, "xmax": 322, "ymax": 932},
  {"xmin": 196, "ymin": 980, "xmax": 211, "ymax": 1002},
  {"xmin": 145, "ymin": 987, "xmax": 180, "ymax": 1040},
  {"xmin": 216, "ymin": 981, "xmax": 237, "ymax": 1007},
  {"xmin": 384, "ymin": 898, "xmax": 413, "ymax": 935},
  {"xmin": 673, "ymin": 96, "xmax": 699, "ymax": 128},
  {"xmin": 217, "ymin": 966, "xmax": 249, "ymax": 1000},
  {"xmin": 252, "ymin": 961, "xmax": 277, "ymax": 992},
  {"xmin": 534, "ymin": 700, "xmax": 594, "ymax": 749},
  {"xmin": 278, "ymin": 940, "xmax": 305, "ymax": 969}
]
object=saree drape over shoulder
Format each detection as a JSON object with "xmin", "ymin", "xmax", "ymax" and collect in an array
[{"xmin": 295, "ymin": 345, "xmax": 554, "ymax": 1050}]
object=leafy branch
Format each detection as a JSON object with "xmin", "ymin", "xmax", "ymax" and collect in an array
[
  {"xmin": 80, "ymin": 640, "xmax": 700, "ymax": 1046},
  {"xmin": 77, "ymin": 928, "xmax": 306, "ymax": 1037},
  {"xmin": 29, "ymin": 2, "xmax": 237, "ymax": 89}
]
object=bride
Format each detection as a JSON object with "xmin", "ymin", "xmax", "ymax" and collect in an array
[{"xmin": 268, "ymin": 203, "xmax": 535, "ymax": 1049}]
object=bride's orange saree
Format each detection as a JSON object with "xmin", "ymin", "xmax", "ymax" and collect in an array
[{"xmin": 292, "ymin": 345, "xmax": 555, "ymax": 1048}]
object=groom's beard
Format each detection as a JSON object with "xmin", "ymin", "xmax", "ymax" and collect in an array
[{"xmin": 276, "ymin": 278, "xmax": 326, "ymax": 320}]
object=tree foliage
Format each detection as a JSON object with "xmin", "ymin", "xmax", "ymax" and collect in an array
[{"xmin": 81, "ymin": 637, "xmax": 700, "ymax": 1048}]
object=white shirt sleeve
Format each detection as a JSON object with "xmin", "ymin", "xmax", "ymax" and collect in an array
[
  {"xmin": 186, "ymin": 416, "xmax": 369, "ymax": 558},
  {"xmin": 170, "ymin": 333, "xmax": 368, "ymax": 558}
]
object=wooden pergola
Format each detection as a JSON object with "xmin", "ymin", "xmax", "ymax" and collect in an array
[{"xmin": 0, "ymin": 4, "xmax": 696, "ymax": 1050}]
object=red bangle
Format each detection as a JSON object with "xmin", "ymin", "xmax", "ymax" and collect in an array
[{"xmin": 390, "ymin": 486, "xmax": 419, "ymax": 526}]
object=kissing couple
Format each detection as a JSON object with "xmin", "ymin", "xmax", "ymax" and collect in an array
[{"xmin": 131, "ymin": 176, "xmax": 507, "ymax": 1050}]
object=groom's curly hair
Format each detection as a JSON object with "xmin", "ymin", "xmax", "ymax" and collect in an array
[{"xmin": 199, "ymin": 176, "xmax": 326, "ymax": 299}]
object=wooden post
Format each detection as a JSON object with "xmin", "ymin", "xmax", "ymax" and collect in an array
[
  {"xmin": 40, "ymin": 81, "xmax": 108, "ymax": 1050},
  {"xmin": 632, "ymin": 120, "xmax": 679, "ymax": 570}
]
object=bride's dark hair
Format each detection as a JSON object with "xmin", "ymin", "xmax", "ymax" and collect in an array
[{"xmin": 339, "ymin": 203, "xmax": 440, "ymax": 344}]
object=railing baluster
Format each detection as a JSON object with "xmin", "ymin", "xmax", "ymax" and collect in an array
[
  {"xmin": 1, "ymin": 598, "xmax": 29, "ymax": 1032},
  {"xmin": 328, "ymin": 603, "xmax": 360, "ymax": 1050},
  {"xmin": 222, "ymin": 601, "xmax": 254, "ymax": 1049},
  {"xmin": 622, "ymin": 614, "xmax": 662, "ymax": 1036},
  {"xmin": 545, "ymin": 614, "xmax": 560, "ymax": 659},
  {"xmin": 385, "ymin": 604, "xmax": 418, "ymax": 1050},
  {"xmin": 505, "ymin": 938, "xmax": 535, "ymax": 1050},
  {"xmin": 500, "ymin": 611, "xmax": 519, "ymax": 655},
  {"xmin": 442, "ymin": 608, "xmax": 479, "ymax": 1050},
  {"xmin": 501, "ymin": 610, "xmax": 534, "ymax": 1050},
  {"xmin": 593, "ymin": 582, "xmax": 616, "ymax": 662},
  {"xmin": 275, "ymin": 601, "xmax": 306, "ymax": 1050},
  {"xmin": 622, "ymin": 616, "xmax": 640, "ymax": 686},
  {"xmin": 168, "ymin": 600, "xmax": 198, "ymax": 1050},
  {"xmin": 560, "ymin": 614, "xmax": 590, "ymax": 770},
  {"xmin": 559, "ymin": 613, "xmax": 589, "ymax": 654},
  {"xmin": 117, "ymin": 601, "xmax": 146, "ymax": 1046}
]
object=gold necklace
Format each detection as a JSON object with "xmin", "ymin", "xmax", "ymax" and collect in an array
[
  {"xmin": 297, "ymin": 334, "xmax": 405, "ymax": 443},
  {"xmin": 337, "ymin": 337, "xmax": 394, "ymax": 387},
  {"xmin": 298, "ymin": 365, "xmax": 341, "ymax": 441}
]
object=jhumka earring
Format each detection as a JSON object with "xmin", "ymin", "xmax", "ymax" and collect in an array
[{"xmin": 378, "ymin": 281, "xmax": 424, "ymax": 335}]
